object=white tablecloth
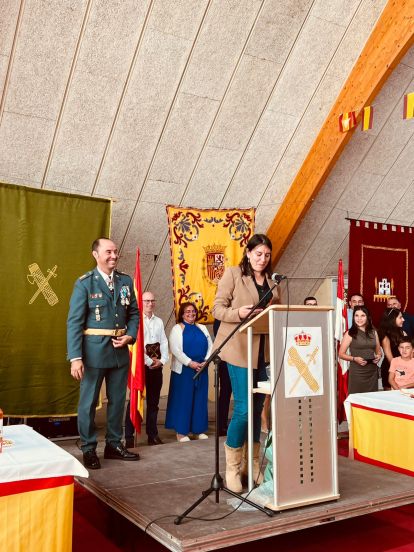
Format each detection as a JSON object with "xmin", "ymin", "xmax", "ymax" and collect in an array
[
  {"xmin": 0, "ymin": 424, "xmax": 88, "ymax": 484},
  {"xmin": 344, "ymin": 390, "xmax": 414, "ymax": 458}
]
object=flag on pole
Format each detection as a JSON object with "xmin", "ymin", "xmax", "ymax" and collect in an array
[
  {"xmin": 361, "ymin": 106, "xmax": 374, "ymax": 131},
  {"xmin": 335, "ymin": 259, "xmax": 349, "ymax": 424},
  {"xmin": 403, "ymin": 92, "xmax": 414, "ymax": 120},
  {"xmin": 127, "ymin": 249, "xmax": 145, "ymax": 434},
  {"xmin": 339, "ymin": 111, "xmax": 357, "ymax": 132}
]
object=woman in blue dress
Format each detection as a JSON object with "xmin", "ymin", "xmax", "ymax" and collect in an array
[{"xmin": 166, "ymin": 302, "xmax": 213, "ymax": 441}]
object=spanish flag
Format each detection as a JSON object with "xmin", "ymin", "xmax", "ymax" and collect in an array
[
  {"xmin": 403, "ymin": 92, "xmax": 414, "ymax": 120},
  {"xmin": 361, "ymin": 106, "xmax": 374, "ymax": 131},
  {"xmin": 127, "ymin": 249, "xmax": 145, "ymax": 434},
  {"xmin": 339, "ymin": 111, "xmax": 357, "ymax": 132}
]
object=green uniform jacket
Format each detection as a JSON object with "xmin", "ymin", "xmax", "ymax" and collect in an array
[{"xmin": 67, "ymin": 267, "xmax": 140, "ymax": 369}]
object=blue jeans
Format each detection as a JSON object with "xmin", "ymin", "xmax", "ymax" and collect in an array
[{"xmin": 226, "ymin": 361, "xmax": 267, "ymax": 448}]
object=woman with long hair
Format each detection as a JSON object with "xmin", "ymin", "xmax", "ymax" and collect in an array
[
  {"xmin": 338, "ymin": 306, "xmax": 381, "ymax": 394},
  {"xmin": 212, "ymin": 234, "xmax": 281, "ymax": 493},
  {"xmin": 378, "ymin": 307, "xmax": 406, "ymax": 390}
]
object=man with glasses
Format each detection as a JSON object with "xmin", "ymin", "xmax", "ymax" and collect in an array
[{"xmin": 125, "ymin": 291, "xmax": 169, "ymax": 447}]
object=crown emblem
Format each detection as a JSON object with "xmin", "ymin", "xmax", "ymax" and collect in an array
[
  {"xmin": 203, "ymin": 244, "xmax": 227, "ymax": 255},
  {"xmin": 294, "ymin": 330, "xmax": 312, "ymax": 347}
]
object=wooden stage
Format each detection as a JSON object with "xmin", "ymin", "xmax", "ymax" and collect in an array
[{"xmin": 62, "ymin": 436, "xmax": 414, "ymax": 552}]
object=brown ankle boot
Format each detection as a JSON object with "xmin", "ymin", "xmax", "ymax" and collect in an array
[
  {"xmin": 240, "ymin": 442, "xmax": 264, "ymax": 486},
  {"xmin": 224, "ymin": 443, "xmax": 243, "ymax": 494}
]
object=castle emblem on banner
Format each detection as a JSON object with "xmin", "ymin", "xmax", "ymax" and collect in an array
[
  {"xmin": 294, "ymin": 330, "xmax": 312, "ymax": 346},
  {"xmin": 374, "ymin": 277, "xmax": 394, "ymax": 302},
  {"xmin": 202, "ymin": 244, "xmax": 227, "ymax": 286}
]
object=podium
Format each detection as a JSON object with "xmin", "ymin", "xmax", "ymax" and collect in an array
[{"xmin": 239, "ymin": 305, "xmax": 339, "ymax": 511}]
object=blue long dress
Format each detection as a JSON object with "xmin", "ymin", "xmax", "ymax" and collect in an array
[{"xmin": 165, "ymin": 322, "xmax": 209, "ymax": 435}]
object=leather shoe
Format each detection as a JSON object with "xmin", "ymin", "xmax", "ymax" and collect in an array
[
  {"xmin": 104, "ymin": 443, "xmax": 140, "ymax": 461},
  {"xmin": 83, "ymin": 450, "xmax": 101, "ymax": 470},
  {"xmin": 125, "ymin": 439, "xmax": 135, "ymax": 449},
  {"xmin": 148, "ymin": 436, "xmax": 164, "ymax": 445},
  {"xmin": 219, "ymin": 428, "xmax": 228, "ymax": 437}
]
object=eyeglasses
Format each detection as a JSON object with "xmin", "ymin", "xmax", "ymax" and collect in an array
[{"xmin": 143, "ymin": 300, "xmax": 156, "ymax": 304}]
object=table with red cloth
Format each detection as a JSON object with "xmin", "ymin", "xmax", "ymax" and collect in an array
[
  {"xmin": 0, "ymin": 424, "xmax": 88, "ymax": 552},
  {"xmin": 345, "ymin": 391, "xmax": 414, "ymax": 476}
]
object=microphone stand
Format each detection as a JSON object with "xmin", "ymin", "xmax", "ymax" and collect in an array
[{"xmin": 174, "ymin": 278, "xmax": 283, "ymax": 525}]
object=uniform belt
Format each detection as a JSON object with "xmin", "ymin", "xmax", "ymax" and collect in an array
[{"xmin": 83, "ymin": 328, "xmax": 127, "ymax": 337}]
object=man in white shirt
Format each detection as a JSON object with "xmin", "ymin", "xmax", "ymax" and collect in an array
[{"xmin": 125, "ymin": 291, "xmax": 169, "ymax": 446}]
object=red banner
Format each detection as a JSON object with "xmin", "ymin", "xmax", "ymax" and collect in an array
[{"xmin": 348, "ymin": 220, "xmax": 414, "ymax": 327}]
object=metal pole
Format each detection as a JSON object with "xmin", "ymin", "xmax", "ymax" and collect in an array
[
  {"xmin": 247, "ymin": 326, "xmax": 254, "ymax": 492},
  {"xmin": 328, "ymin": 310, "xmax": 339, "ymax": 496},
  {"xmin": 269, "ymin": 310, "xmax": 278, "ymax": 509}
]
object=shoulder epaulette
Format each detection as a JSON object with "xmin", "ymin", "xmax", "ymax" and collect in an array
[
  {"xmin": 79, "ymin": 271, "xmax": 93, "ymax": 281},
  {"xmin": 115, "ymin": 269, "xmax": 127, "ymax": 275}
]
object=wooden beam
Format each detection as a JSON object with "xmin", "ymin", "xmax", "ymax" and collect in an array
[{"xmin": 268, "ymin": 0, "xmax": 414, "ymax": 266}]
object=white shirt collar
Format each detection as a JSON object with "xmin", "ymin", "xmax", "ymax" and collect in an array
[
  {"xmin": 144, "ymin": 312, "xmax": 155, "ymax": 321},
  {"xmin": 97, "ymin": 266, "xmax": 114, "ymax": 282}
]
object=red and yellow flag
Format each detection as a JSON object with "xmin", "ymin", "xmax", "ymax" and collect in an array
[
  {"xmin": 403, "ymin": 92, "xmax": 414, "ymax": 120},
  {"xmin": 361, "ymin": 106, "xmax": 374, "ymax": 131},
  {"xmin": 127, "ymin": 249, "xmax": 145, "ymax": 434},
  {"xmin": 339, "ymin": 111, "xmax": 357, "ymax": 132}
]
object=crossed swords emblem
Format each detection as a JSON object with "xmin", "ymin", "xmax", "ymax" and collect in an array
[
  {"xmin": 287, "ymin": 346, "xmax": 320, "ymax": 395},
  {"xmin": 27, "ymin": 263, "xmax": 59, "ymax": 306}
]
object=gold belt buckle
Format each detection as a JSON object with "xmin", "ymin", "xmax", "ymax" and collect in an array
[{"xmin": 115, "ymin": 329, "xmax": 124, "ymax": 337}]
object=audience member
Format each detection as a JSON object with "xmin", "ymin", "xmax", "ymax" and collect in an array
[
  {"xmin": 387, "ymin": 296, "xmax": 414, "ymax": 338},
  {"xmin": 165, "ymin": 302, "xmax": 213, "ymax": 442},
  {"xmin": 388, "ymin": 338, "xmax": 414, "ymax": 390},
  {"xmin": 338, "ymin": 306, "xmax": 381, "ymax": 394},
  {"xmin": 213, "ymin": 319, "xmax": 232, "ymax": 437},
  {"xmin": 347, "ymin": 293, "xmax": 364, "ymax": 328},
  {"xmin": 304, "ymin": 297, "xmax": 318, "ymax": 306},
  {"xmin": 124, "ymin": 291, "xmax": 169, "ymax": 447},
  {"xmin": 378, "ymin": 307, "xmax": 407, "ymax": 390}
]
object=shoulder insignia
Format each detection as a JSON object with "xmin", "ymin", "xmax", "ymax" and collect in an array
[
  {"xmin": 79, "ymin": 271, "xmax": 93, "ymax": 281},
  {"xmin": 115, "ymin": 269, "xmax": 127, "ymax": 275}
]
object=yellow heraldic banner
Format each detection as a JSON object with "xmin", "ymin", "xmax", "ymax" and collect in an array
[
  {"xmin": 166, "ymin": 206, "xmax": 255, "ymax": 324},
  {"xmin": 0, "ymin": 183, "xmax": 111, "ymax": 416}
]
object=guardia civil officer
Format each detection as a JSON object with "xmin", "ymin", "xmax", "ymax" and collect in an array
[{"xmin": 67, "ymin": 238, "xmax": 140, "ymax": 469}]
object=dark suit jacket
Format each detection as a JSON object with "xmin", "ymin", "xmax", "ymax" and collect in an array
[
  {"xmin": 67, "ymin": 267, "xmax": 140, "ymax": 368},
  {"xmin": 403, "ymin": 311, "xmax": 414, "ymax": 338}
]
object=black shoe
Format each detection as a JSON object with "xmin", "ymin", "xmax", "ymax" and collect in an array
[
  {"xmin": 83, "ymin": 450, "xmax": 101, "ymax": 470},
  {"xmin": 125, "ymin": 439, "xmax": 135, "ymax": 449},
  {"xmin": 148, "ymin": 436, "xmax": 164, "ymax": 445},
  {"xmin": 104, "ymin": 443, "xmax": 140, "ymax": 461},
  {"xmin": 219, "ymin": 428, "xmax": 228, "ymax": 437}
]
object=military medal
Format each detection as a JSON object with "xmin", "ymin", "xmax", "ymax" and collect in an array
[
  {"xmin": 95, "ymin": 306, "xmax": 101, "ymax": 321},
  {"xmin": 120, "ymin": 286, "xmax": 130, "ymax": 306}
]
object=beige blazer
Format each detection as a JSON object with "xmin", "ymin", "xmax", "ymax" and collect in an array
[{"xmin": 212, "ymin": 266, "xmax": 281, "ymax": 369}]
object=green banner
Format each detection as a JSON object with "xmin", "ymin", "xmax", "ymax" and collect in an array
[{"xmin": 0, "ymin": 183, "xmax": 111, "ymax": 416}]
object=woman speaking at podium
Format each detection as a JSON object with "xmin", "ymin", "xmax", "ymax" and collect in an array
[{"xmin": 212, "ymin": 234, "xmax": 281, "ymax": 493}]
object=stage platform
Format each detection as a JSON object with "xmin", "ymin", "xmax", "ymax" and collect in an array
[{"xmin": 62, "ymin": 437, "xmax": 414, "ymax": 552}]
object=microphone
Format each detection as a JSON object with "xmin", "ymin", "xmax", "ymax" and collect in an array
[{"xmin": 271, "ymin": 273, "xmax": 287, "ymax": 283}]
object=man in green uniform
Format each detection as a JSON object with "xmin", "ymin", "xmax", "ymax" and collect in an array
[{"xmin": 67, "ymin": 238, "xmax": 140, "ymax": 469}]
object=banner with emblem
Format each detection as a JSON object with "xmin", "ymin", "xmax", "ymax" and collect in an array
[
  {"xmin": 166, "ymin": 206, "xmax": 255, "ymax": 324},
  {"xmin": 0, "ymin": 182, "xmax": 111, "ymax": 416},
  {"xmin": 348, "ymin": 218, "xmax": 414, "ymax": 327}
]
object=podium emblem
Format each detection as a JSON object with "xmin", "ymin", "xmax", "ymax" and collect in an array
[{"xmin": 284, "ymin": 327, "xmax": 324, "ymax": 398}]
